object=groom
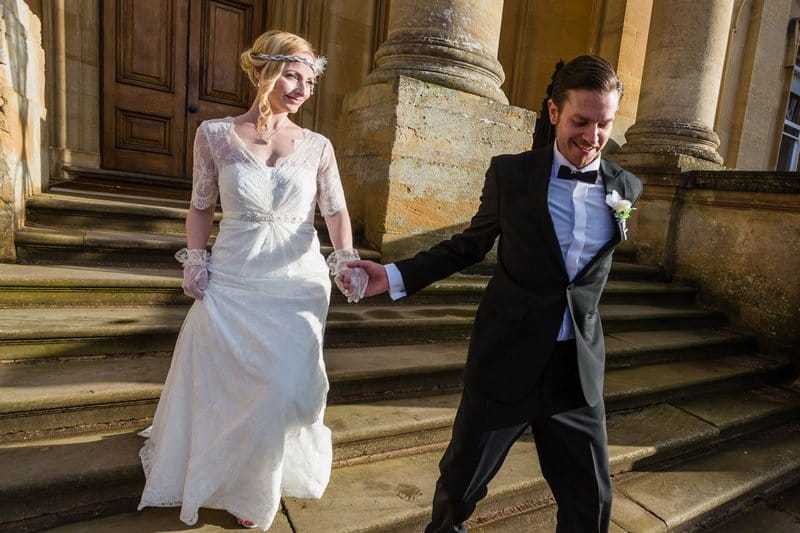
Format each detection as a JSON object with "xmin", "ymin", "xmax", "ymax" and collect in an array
[{"xmin": 347, "ymin": 55, "xmax": 642, "ymax": 532}]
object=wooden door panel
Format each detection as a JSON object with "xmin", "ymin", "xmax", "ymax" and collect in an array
[
  {"xmin": 186, "ymin": 0, "xmax": 263, "ymax": 171},
  {"xmin": 201, "ymin": 1, "xmax": 253, "ymax": 106},
  {"xmin": 117, "ymin": 0, "xmax": 177, "ymax": 91},
  {"xmin": 103, "ymin": 0, "xmax": 189, "ymax": 178},
  {"xmin": 114, "ymin": 109, "xmax": 173, "ymax": 154}
]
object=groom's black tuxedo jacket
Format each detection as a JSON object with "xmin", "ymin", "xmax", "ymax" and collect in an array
[{"xmin": 395, "ymin": 145, "xmax": 642, "ymax": 407}]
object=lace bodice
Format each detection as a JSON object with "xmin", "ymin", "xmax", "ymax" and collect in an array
[{"xmin": 190, "ymin": 117, "xmax": 346, "ymax": 218}]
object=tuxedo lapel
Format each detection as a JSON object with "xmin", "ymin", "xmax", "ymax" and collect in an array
[
  {"xmin": 526, "ymin": 148, "xmax": 568, "ymax": 276},
  {"xmin": 601, "ymin": 158, "xmax": 627, "ymax": 243}
]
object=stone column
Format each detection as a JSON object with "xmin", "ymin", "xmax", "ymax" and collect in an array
[
  {"xmin": 46, "ymin": 0, "xmax": 67, "ymax": 180},
  {"xmin": 612, "ymin": 0, "xmax": 734, "ymax": 271},
  {"xmin": 367, "ymin": 0, "xmax": 508, "ymax": 104},
  {"xmin": 616, "ymin": 0, "xmax": 735, "ymax": 169},
  {"xmin": 338, "ymin": 0, "xmax": 535, "ymax": 261},
  {"xmin": 0, "ymin": 0, "xmax": 47, "ymax": 262}
]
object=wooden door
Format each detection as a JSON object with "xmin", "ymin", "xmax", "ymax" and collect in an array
[
  {"xmin": 185, "ymin": 0, "xmax": 264, "ymax": 174},
  {"xmin": 102, "ymin": 0, "xmax": 264, "ymax": 180}
]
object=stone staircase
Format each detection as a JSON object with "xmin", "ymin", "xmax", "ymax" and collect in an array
[{"xmin": 1, "ymin": 191, "xmax": 799, "ymax": 532}]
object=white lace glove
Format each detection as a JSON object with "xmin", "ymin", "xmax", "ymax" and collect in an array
[
  {"xmin": 327, "ymin": 248, "xmax": 368, "ymax": 303},
  {"xmin": 176, "ymin": 248, "xmax": 210, "ymax": 300}
]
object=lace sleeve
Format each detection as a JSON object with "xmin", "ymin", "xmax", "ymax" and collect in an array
[
  {"xmin": 316, "ymin": 138, "xmax": 347, "ymax": 216},
  {"xmin": 190, "ymin": 124, "xmax": 219, "ymax": 210}
]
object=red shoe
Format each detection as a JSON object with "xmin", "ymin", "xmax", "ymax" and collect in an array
[{"xmin": 237, "ymin": 517, "xmax": 258, "ymax": 529}]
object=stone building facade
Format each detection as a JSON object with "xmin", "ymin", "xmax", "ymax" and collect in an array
[{"xmin": 1, "ymin": 0, "xmax": 798, "ymax": 350}]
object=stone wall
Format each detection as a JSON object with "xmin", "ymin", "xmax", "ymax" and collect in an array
[
  {"xmin": 627, "ymin": 170, "xmax": 800, "ymax": 355},
  {"xmin": 311, "ymin": 0, "xmax": 387, "ymax": 140},
  {"xmin": 269, "ymin": 0, "xmax": 388, "ymax": 143},
  {"xmin": 338, "ymin": 75, "xmax": 535, "ymax": 262},
  {"xmin": 0, "ymin": 0, "xmax": 45, "ymax": 261}
]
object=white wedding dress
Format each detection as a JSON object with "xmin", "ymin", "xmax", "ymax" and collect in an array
[{"xmin": 138, "ymin": 117, "xmax": 344, "ymax": 529}]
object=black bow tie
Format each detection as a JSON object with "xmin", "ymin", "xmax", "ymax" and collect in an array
[{"xmin": 557, "ymin": 165, "xmax": 598, "ymax": 184}]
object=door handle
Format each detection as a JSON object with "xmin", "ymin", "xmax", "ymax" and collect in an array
[{"xmin": 187, "ymin": 105, "xmax": 198, "ymax": 113}]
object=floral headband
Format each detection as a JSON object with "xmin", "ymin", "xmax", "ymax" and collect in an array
[{"xmin": 251, "ymin": 53, "xmax": 327, "ymax": 76}]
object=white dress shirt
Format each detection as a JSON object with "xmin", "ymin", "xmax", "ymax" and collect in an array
[
  {"xmin": 386, "ymin": 143, "xmax": 614, "ymax": 340},
  {"xmin": 548, "ymin": 144, "xmax": 613, "ymax": 339}
]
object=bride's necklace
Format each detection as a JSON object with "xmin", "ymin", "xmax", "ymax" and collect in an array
[{"xmin": 255, "ymin": 119, "xmax": 287, "ymax": 145}]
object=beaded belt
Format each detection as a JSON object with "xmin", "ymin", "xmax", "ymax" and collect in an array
[{"xmin": 225, "ymin": 210, "xmax": 308, "ymax": 225}]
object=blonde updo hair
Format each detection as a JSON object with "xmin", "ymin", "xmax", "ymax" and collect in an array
[{"xmin": 240, "ymin": 30, "xmax": 318, "ymax": 131}]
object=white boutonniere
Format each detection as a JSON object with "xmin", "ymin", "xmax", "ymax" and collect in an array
[{"xmin": 605, "ymin": 190, "xmax": 635, "ymax": 240}]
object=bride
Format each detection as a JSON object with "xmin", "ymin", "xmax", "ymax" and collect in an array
[{"xmin": 137, "ymin": 30, "xmax": 365, "ymax": 530}]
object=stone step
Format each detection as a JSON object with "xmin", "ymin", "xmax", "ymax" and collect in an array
[
  {"xmin": 0, "ymin": 304, "xmax": 476, "ymax": 361},
  {"xmin": 25, "ymin": 193, "xmax": 219, "ymax": 236},
  {"xmin": 0, "ymin": 303, "xmax": 727, "ymax": 361},
  {"xmin": 282, "ymin": 414, "xmax": 800, "ymax": 533},
  {"xmin": 15, "ymin": 226, "xmax": 361, "ymax": 267},
  {"xmin": 460, "ymin": 246, "xmax": 639, "ymax": 275},
  {"xmin": 603, "ymin": 354, "xmax": 794, "ymax": 411},
  {"xmin": 472, "ymin": 420, "xmax": 800, "ymax": 532},
  {"xmin": 693, "ymin": 481, "xmax": 800, "ymax": 533},
  {"xmin": 604, "ymin": 328, "xmax": 756, "ymax": 368},
  {"xmin": 15, "ymin": 238, "xmax": 659, "ymax": 288},
  {"xmin": 325, "ymin": 303, "xmax": 727, "ymax": 349},
  {"xmin": 0, "ymin": 264, "xmax": 189, "ymax": 307},
  {"xmin": 605, "ymin": 262, "xmax": 664, "ymax": 282},
  {"xmin": 12, "ymin": 387, "xmax": 799, "ymax": 532},
  {"xmin": 43, "ymin": 507, "xmax": 294, "ymax": 533},
  {"xmin": 25, "ymin": 192, "xmax": 329, "ymax": 236},
  {"xmin": 52, "ymin": 166, "xmax": 193, "ymax": 202},
  {"xmin": 330, "ymin": 329, "xmax": 758, "ymax": 403},
  {"xmin": 15, "ymin": 226, "xmax": 208, "ymax": 267},
  {"xmin": 611, "ymin": 423, "xmax": 800, "ymax": 532},
  {"xmin": 379, "ymin": 277, "xmax": 695, "ymax": 307},
  {"xmin": 45, "ymin": 186, "xmax": 192, "ymax": 208},
  {"xmin": 42, "ymin": 508, "xmax": 294, "ymax": 532},
  {"xmin": 0, "ymin": 340, "xmax": 776, "ymax": 442},
  {"xmin": 0, "ymin": 264, "xmax": 687, "ymax": 308},
  {"xmin": 601, "ymin": 279, "xmax": 696, "ymax": 305}
]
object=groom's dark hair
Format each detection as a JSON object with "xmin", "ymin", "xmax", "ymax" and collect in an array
[{"xmin": 550, "ymin": 55, "xmax": 623, "ymax": 110}]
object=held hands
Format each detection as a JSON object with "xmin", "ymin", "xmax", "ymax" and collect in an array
[
  {"xmin": 175, "ymin": 248, "xmax": 210, "ymax": 300},
  {"xmin": 341, "ymin": 260, "xmax": 389, "ymax": 298},
  {"xmin": 327, "ymin": 249, "xmax": 368, "ymax": 303}
]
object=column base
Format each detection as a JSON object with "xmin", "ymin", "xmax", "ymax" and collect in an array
[
  {"xmin": 610, "ymin": 152, "xmax": 725, "ymax": 174},
  {"xmin": 617, "ymin": 119, "xmax": 725, "ymax": 170},
  {"xmin": 337, "ymin": 76, "xmax": 535, "ymax": 262},
  {"xmin": 367, "ymin": 63, "xmax": 508, "ymax": 105}
]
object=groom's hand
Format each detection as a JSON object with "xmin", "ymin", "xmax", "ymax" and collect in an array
[{"xmin": 345, "ymin": 260, "xmax": 389, "ymax": 297}]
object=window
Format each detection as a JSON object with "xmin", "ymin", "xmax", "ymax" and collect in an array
[
  {"xmin": 778, "ymin": 122, "xmax": 800, "ymax": 171},
  {"xmin": 777, "ymin": 65, "xmax": 800, "ymax": 171}
]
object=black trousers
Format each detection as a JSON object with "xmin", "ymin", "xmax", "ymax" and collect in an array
[{"xmin": 424, "ymin": 341, "xmax": 611, "ymax": 533}]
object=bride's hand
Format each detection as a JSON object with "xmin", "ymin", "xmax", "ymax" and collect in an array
[
  {"xmin": 182, "ymin": 264, "xmax": 208, "ymax": 300},
  {"xmin": 175, "ymin": 248, "xmax": 210, "ymax": 300},
  {"xmin": 334, "ymin": 267, "xmax": 368, "ymax": 303}
]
